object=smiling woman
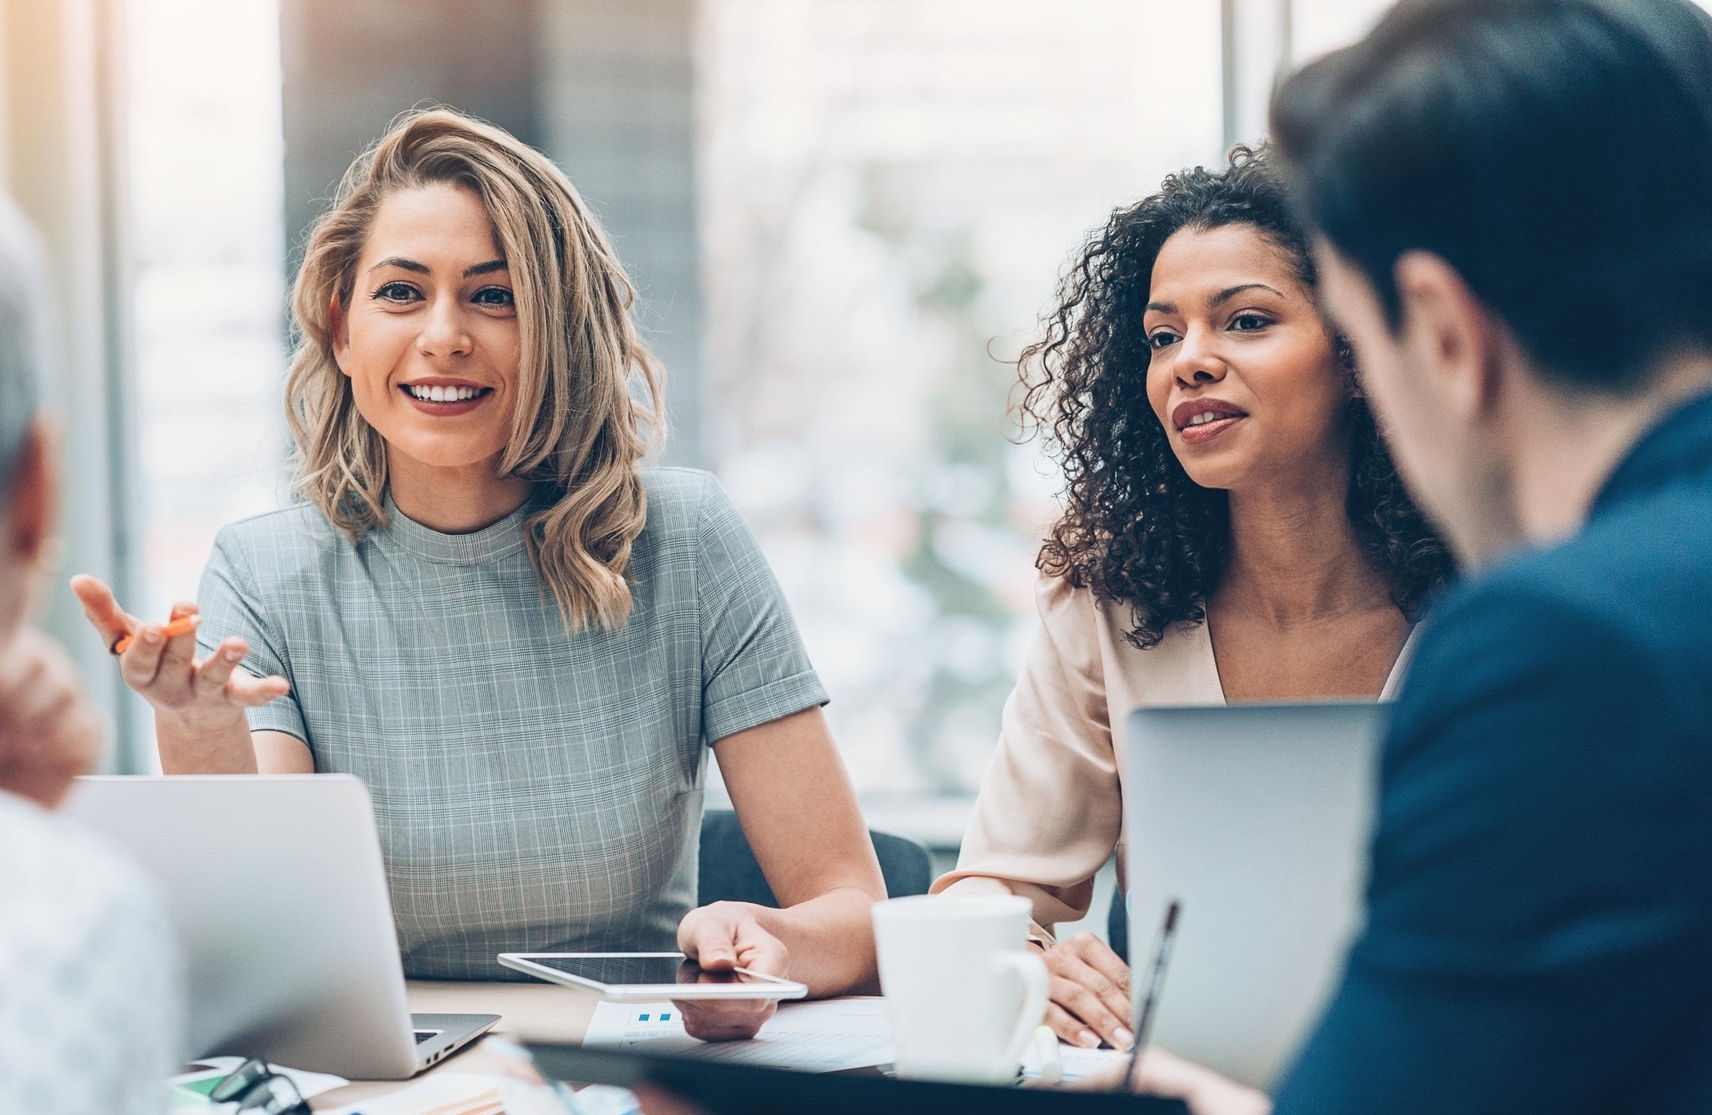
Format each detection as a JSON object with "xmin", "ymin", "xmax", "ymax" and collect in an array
[
  {"xmin": 326, "ymin": 183, "xmax": 532, "ymax": 534},
  {"xmin": 287, "ymin": 114, "xmax": 656, "ymax": 629},
  {"xmin": 931, "ymin": 146, "xmax": 1453, "ymax": 1055},
  {"xmin": 70, "ymin": 108, "xmax": 886, "ymax": 1040}
]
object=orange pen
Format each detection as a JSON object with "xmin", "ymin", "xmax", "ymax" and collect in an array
[{"xmin": 110, "ymin": 615, "xmax": 199, "ymax": 656}]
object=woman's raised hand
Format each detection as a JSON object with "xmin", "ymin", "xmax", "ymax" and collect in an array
[{"xmin": 69, "ymin": 576, "xmax": 289, "ymax": 773}]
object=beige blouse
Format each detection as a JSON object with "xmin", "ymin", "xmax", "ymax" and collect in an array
[{"xmin": 931, "ymin": 572, "xmax": 1413, "ymax": 939}]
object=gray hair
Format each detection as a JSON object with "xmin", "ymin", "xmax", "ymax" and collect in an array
[{"xmin": 0, "ymin": 197, "xmax": 42, "ymax": 482}]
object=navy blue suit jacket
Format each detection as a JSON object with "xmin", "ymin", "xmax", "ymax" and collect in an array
[{"xmin": 1275, "ymin": 393, "xmax": 1712, "ymax": 1113}]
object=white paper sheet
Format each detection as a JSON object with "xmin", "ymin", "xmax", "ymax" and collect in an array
[
  {"xmin": 1022, "ymin": 1042, "xmax": 1130, "ymax": 1083},
  {"xmin": 581, "ymin": 997, "xmax": 894, "ymax": 1073}
]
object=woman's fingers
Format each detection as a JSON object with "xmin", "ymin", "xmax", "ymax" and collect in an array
[
  {"xmin": 733, "ymin": 928, "xmax": 790, "ymax": 978},
  {"xmin": 1045, "ymin": 1000, "xmax": 1102, "ymax": 1049},
  {"xmin": 81, "ymin": 588, "xmax": 280, "ymax": 716},
  {"xmin": 116, "ymin": 623, "xmax": 169, "ymax": 691},
  {"xmin": 71, "ymin": 576, "xmax": 191, "ymax": 697},
  {"xmin": 1056, "ymin": 932, "xmax": 1133, "ymax": 1044},
  {"xmin": 224, "ymin": 666, "xmax": 291, "ymax": 708},
  {"xmin": 192, "ymin": 640, "xmax": 245, "ymax": 697},
  {"xmin": 679, "ymin": 900, "xmax": 787, "ymax": 971},
  {"xmin": 1065, "ymin": 931, "xmax": 1132, "ymax": 996},
  {"xmin": 1046, "ymin": 948, "xmax": 1135, "ymax": 1050},
  {"xmin": 683, "ymin": 927, "xmax": 788, "ymax": 1039},
  {"xmin": 69, "ymin": 574, "xmax": 137, "ymax": 651},
  {"xmin": 673, "ymin": 903, "xmax": 790, "ymax": 1042},
  {"xmin": 156, "ymin": 601, "xmax": 200, "ymax": 676},
  {"xmin": 193, "ymin": 640, "xmax": 288, "ymax": 709},
  {"xmin": 679, "ymin": 908, "xmax": 736, "ymax": 969}
]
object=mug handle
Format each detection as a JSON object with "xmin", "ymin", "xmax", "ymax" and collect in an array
[{"xmin": 994, "ymin": 949, "xmax": 1050, "ymax": 1075}]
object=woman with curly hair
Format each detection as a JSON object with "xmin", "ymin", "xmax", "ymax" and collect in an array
[
  {"xmin": 932, "ymin": 147, "xmax": 1452, "ymax": 1056},
  {"xmin": 70, "ymin": 108, "xmax": 885, "ymax": 1041}
]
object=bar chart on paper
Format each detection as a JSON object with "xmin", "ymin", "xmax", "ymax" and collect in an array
[{"xmin": 580, "ymin": 998, "xmax": 894, "ymax": 1072}]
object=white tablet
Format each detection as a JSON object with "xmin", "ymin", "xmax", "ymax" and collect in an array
[{"xmin": 497, "ymin": 952, "xmax": 809, "ymax": 1002}]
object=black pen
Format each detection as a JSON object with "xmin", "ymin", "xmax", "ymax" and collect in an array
[{"xmin": 1120, "ymin": 898, "xmax": 1181, "ymax": 1092}]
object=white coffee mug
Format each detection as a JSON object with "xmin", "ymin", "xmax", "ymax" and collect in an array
[{"xmin": 872, "ymin": 893, "xmax": 1049, "ymax": 1083}]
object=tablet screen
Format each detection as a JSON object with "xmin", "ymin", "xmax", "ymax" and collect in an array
[{"xmin": 527, "ymin": 955, "xmax": 756, "ymax": 987}]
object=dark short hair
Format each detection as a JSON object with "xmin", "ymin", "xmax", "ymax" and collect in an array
[
  {"xmin": 0, "ymin": 198, "xmax": 43, "ymax": 481},
  {"xmin": 1271, "ymin": 0, "xmax": 1712, "ymax": 392}
]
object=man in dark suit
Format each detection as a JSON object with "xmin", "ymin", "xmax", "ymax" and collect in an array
[{"xmin": 1232, "ymin": 0, "xmax": 1712, "ymax": 1111}]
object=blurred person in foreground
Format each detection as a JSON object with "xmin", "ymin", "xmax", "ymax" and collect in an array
[
  {"xmin": 0, "ymin": 198, "xmax": 179, "ymax": 1112},
  {"xmin": 931, "ymin": 146, "xmax": 1449, "ymax": 1056}
]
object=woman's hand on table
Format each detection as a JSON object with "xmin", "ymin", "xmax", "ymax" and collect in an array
[
  {"xmin": 673, "ymin": 900, "xmax": 792, "ymax": 1041},
  {"xmin": 1039, "ymin": 931, "xmax": 1136, "ymax": 1050},
  {"xmin": 0, "ymin": 628, "xmax": 100, "ymax": 808}
]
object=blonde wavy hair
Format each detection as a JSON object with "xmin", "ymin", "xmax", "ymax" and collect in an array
[{"xmin": 285, "ymin": 107, "xmax": 664, "ymax": 630}]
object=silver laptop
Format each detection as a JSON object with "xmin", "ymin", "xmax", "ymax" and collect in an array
[
  {"xmin": 1122, "ymin": 702, "xmax": 1385, "ymax": 1089},
  {"xmin": 63, "ymin": 774, "xmax": 497, "ymax": 1079}
]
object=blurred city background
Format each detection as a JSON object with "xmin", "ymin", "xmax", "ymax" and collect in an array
[{"xmin": 4, "ymin": 0, "xmax": 1426, "ymax": 875}]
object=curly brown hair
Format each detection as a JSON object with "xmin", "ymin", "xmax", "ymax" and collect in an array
[{"xmin": 1018, "ymin": 147, "xmax": 1453, "ymax": 649}]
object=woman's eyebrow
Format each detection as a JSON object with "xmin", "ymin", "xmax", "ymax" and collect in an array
[
  {"xmin": 368, "ymin": 256, "xmax": 428, "ymax": 275},
  {"xmin": 363, "ymin": 257, "xmax": 509, "ymax": 277},
  {"xmin": 1209, "ymin": 282, "xmax": 1285, "ymax": 307},
  {"xmin": 1145, "ymin": 300, "xmax": 1177, "ymax": 315}
]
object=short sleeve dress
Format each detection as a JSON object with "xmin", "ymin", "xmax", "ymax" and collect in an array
[{"xmin": 195, "ymin": 467, "xmax": 827, "ymax": 978}]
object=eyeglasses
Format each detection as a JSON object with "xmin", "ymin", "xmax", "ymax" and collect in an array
[{"xmin": 208, "ymin": 1057, "xmax": 311, "ymax": 1115}]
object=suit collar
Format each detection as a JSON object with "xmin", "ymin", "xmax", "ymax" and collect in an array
[{"xmin": 1590, "ymin": 389, "xmax": 1712, "ymax": 520}]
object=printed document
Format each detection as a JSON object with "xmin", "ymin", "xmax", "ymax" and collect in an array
[{"xmin": 581, "ymin": 997, "xmax": 893, "ymax": 1072}]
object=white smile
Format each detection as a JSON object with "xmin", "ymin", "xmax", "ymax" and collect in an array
[
  {"xmin": 405, "ymin": 384, "xmax": 484, "ymax": 403},
  {"xmin": 1184, "ymin": 411, "xmax": 1239, "ymax": 427}
]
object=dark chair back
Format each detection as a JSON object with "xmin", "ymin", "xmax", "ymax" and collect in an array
[
  {"xmin": 698, "ymin": 809, "xmax": 934, "ymax": 907},
  {"xmin": 1108, "ymin": 887, "xmax": 1129, "ymax": 963}
]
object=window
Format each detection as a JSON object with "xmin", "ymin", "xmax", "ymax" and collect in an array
[
  {"xmin": 116, "ymin": 0, "xmax": 1399, "ymax": 790},
  {"xmin": 124, "ymin": 0, "xmax": 286, "ymax": 768}
]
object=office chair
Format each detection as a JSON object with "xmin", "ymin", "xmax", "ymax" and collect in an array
[
  {"xmin": 698, "ymin": 809, "xmax": 934, "ymax": 906},
  {"xmin": 1108, "ymin": 888, "xmax": 1129, "ymax": 963}
]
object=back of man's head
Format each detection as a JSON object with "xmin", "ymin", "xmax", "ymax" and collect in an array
[
  {"xmin": 0, "ymin": 198, "xmax": 43, "ymax": 486},
  {"xmin": 1271, "ymin": 0, "xmax": 1712, "ymax": 394}
]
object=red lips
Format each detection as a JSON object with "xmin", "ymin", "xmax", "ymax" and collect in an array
[{"xmin": 1171, "ymin": 398, "xmax": 1248, "ymax": 431}]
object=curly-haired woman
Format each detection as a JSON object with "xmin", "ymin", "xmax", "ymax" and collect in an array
[
  {"xmin": 931, "ymin": 148, "xmax": 1453, "ymax": 1057},
  {"xmin": 69, "ymin": 109, "xmax": 884, "ymax": 1040}
]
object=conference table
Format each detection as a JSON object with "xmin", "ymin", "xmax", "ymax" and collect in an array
[
  {"xmin": 311, "ymin": 980, "xmax": 605, "ymax": 1108},
  {"xmin": 302, "ymin": 980, "xmax": 1167, "ymax": 1114}
]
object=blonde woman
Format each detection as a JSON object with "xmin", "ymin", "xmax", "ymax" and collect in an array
[{"xmin": 71, "ymin": 109, "xmax": 883, "ymax": 1039}]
